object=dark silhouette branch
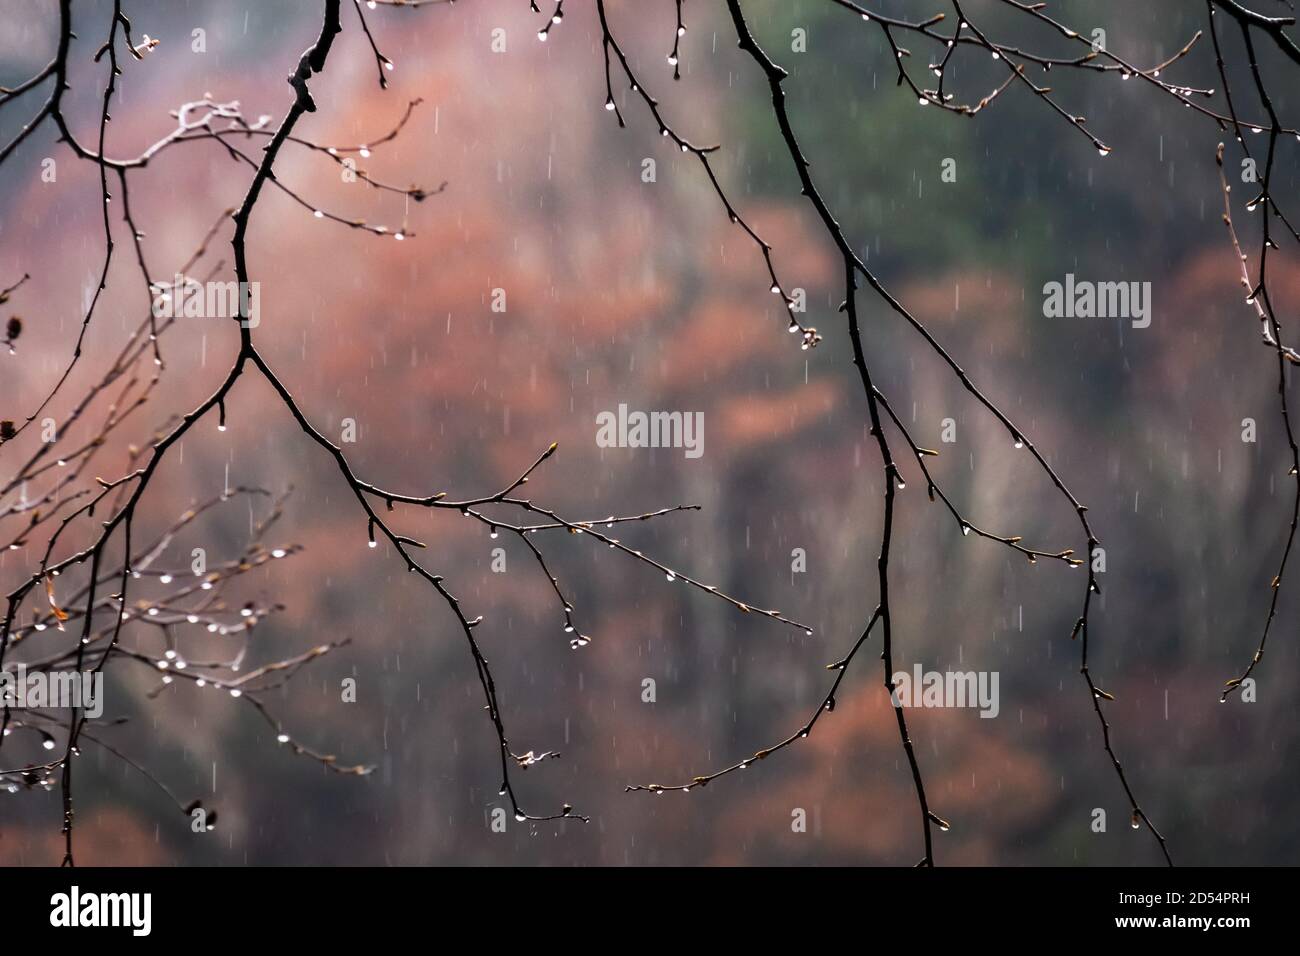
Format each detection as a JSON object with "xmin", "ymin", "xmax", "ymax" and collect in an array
[
  {"xmin": 594, "ymin": 0, "xmax": 1179, "ymax": 866},
  {"xmin": 2, "ymin": 0, "xmax": 805, "ymax": 860}
]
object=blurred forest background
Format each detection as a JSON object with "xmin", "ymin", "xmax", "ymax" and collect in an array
[{"xmin": 1, "ymin": 0, "xmax": 1297, "ymax": 865}]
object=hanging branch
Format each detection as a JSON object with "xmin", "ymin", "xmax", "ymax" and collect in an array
[
  {"xmin": 1, "ymin": 0, "xmax": 804, "ymax": 861},
  {"xmin": 594, "ymin": 0, "xmax": 1186, "ymax": 866},
  {"xmin": 1211, "ymin": 6, "xmax": 1300, "ymax": 701}
]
